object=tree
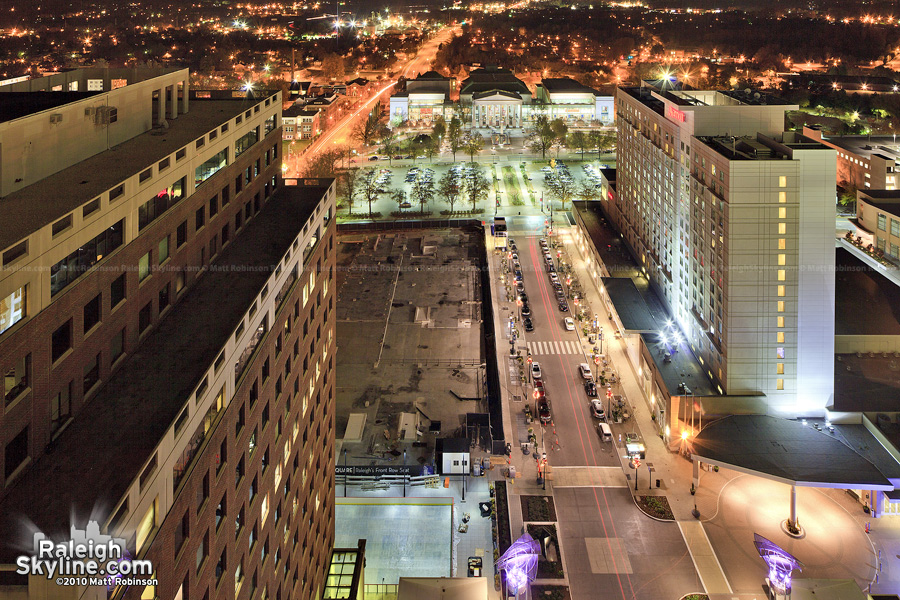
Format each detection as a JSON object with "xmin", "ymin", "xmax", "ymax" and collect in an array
[
  {"xmin": 575, "ymin": 180, "xmax": 600, "ymax": 203},
  {"xmin": 393, "ymin": 188, "xmax": 408, "ymax": 212},
  {"xmin": 838, "ymin": 182, "xmax": 858, "ymax": 214},
  {"xmin": 529, "ymin": 115, "xmax": 556, "ymax": 159},
  {"xmin": 463, "ymin": 132, "xmax": 485, "ymax": 162},
  {"xmin": 423, "ymin": 136, "xmax": 441, "ymax": 160},
  {"xmin": 438, "ymin": 170, "xmax": 462, "ymax": 213},
  {"xmin": 464, "ymin": 164, "xmax": 491, "ymax": 211},
  {"xmin": 550, "ymin": 118, "xmax": 568, "ymax": 156},
  {"xmin": 412, "ymin": 177, "xmax": 435, "ymax": 214},
  {"xmin": 300, "ymin": 148, "xmax": 343, "ymax": 177},
  {"xmin": 432, "ymin": 116, "xmax": 447, "ymax": 142},
  {"xmin": 589, "ymin": 130, "xmax": 616, "ymax": 159},
  {"xmin": 568, "ymin": 131, "xmax": 589, "ymax": 160},
  {"xmin": 321, "ymin": 53, "xmax": 346, "ymax": 80},
  {"xmin": 360, "ymin": 168, "xmax": 382, "ymax": 218},
  {"xmin": 353, "ymin": 103, "xmax": 384, "ymax": 146},
  {"xmin": 546, "ymin": 171, "xmax": 575, "ymax": 210},
  {"xmin": 447, "ymin": 115, "xmax": 464, "ymax": 162},
  {"xmin": 379, "ymin": 131, "xmax": 399, "ymax": 165},
  {"xmin": 338, "ymin": 167, "xmax": 361, "ymax": 214}
]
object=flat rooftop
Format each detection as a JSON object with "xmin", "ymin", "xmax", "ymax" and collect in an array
[
  {"xmin": 0, "ymin": 91, "xmax": 103, "ymax": 123},
  {"xmin": 571, "ymin": 202, "xmax": 640, "ymax": 278},
  {"xmin": 692, "ymin": 415, "xmax": 894, "ymax": 489},
  {"xmin": 0, "ymin": 98, "xmax": 261, "ymax": 251},
  {"xmin": 0, "ymin": 184, "xmax": 326, "ymax": 559},
  {"xmin": 820, "ymin": 135, "xmax": 900, "ymax": 161}
]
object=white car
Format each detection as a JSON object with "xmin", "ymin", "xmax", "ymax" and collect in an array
[
  {"xmin": 564, "ymin": 317, "xmax": 575, "ymax": 331},
  {"xmin": 549, "ymin": 273, "xmax": 560, "ymax": 284},
  {"xmin": 579, "ymin": 363, "xmax": 593, "ymax": 380},
  {"xmin": 590, "ymin": 399, "xmax": 606, "ymax": 420},
  {"xmin": 531, "ymin": 362, "xmax": 542, "ymax": 381}
]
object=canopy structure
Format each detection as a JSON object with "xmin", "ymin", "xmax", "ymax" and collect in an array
[{"xmin": 496, "ymin": 533, "xmax": 540, "ymax": 595}]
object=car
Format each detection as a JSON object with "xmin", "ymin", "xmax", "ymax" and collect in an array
[
  {"xmin": 549, "ymin": 273, "xmax": 560, "ymax": 284},
  {"xmin": 514, "ymin": 270, "xmax": 523, "ymax": 281},
  {"xmin": 509, "ymin": 238, "xmax": 516, "ymax": 247},
  {"xmin": 516, "ymin": 281, "xmax": 525, "ymax": 293},
  {"xmin": 393, "ymin": 155, "xmax": 403, "ymax": 160},
  {"xmin": 565, "ymin": 317, "xmax": 575, "ymax": 331},
  {"xmin": 510, "ymin": 242, "xmax": 517, "ymax": 252},
  {"xmin": 521, "ymin": 303, "xmax": 531, "ymax": 317},
  {"xmin": 523, "ymin": 317, "xmax": 534, "ymax": 332},
  {"xmin": 511, "ymin": 253, "xmax": 519, "ymax": 262},
  {"xmin": 369, "ymin": 155, "xmax": 379, "ymax": 161},
  {"xmin": 590, "ymin": 399, "xmax": 605, "ymax": 419},
  {"xmin": 540, "ymin": 238, "xmax": 548, "ymax": 247},
  {"xmin": 586, "ymin": 382, "xmax": 599, "ymax": 399},
  {"xmin": 579, "ymin": 363, "xmax": 593, "ymax": 380},
  {"xmin": 537, "ymin": 399, "xmax": 552, "ymax": 424},
  {"xmin": 531, "ymin": 362, "xmax": 542, "ymax": 381},
  {"xmin": 558, "ymin": 301, "xmax": 569, "ymax": 312},
  {"xmin": 533, "ymin": 381, "xmax": 545, "ymax": 398},
  {"xmin": 518, "ymin": 291, "xmax": 528, "ymax": 303},
  {"xmin": 546, "ymin": 263, "xmax": 555, "ymax": 273},
  {"xmin": 513, "ymin": 261, "xmax": 521, "ymax": 271}
]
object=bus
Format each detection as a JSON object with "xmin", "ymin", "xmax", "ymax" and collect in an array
[{"xmin": 493, "ymin": 216, "xmax": 508, "ymax": 250}]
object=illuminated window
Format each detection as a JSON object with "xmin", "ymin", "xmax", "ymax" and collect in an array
[
  {"xmin": 778, "ymin": 207, "xmax": 787, "ymax": 219},
  {"xmin": 777, "ymin": 316, "xmax": 785, "ymax": 327},
  {"xmin": 778, "ymin": 223, "xmax": 786, "ymax": 234},
  {"xmin": 137, "ymin": 497, "xmax": 158, "ymax": 553},
  {"xmin": 778, "ymin": 239, "xmax": 786, "ymax": 249},
  {"xmin": 776, "ymin": 378, "xmax": 784, "ymax": 390},
  {"xmin": 778, "ymin": 191, "xmax": 786, "ymax": 203},
  {"xmin": 777, "ymin": 269, "xmax": 786, "ymax": 281},
  {"xmin": 778, "ymin": 254, "xmax": 786, "ymax": 266},
  {"xmin": 778, "ymin": 176, "xmax": 787, "ymax": 187},
  {"xmin": 777, "ymin": 363, "xmax": 784, "ymax": 374},
  {"xmin": 777, "ymin": 301, "xmax": 785, "ymax": 312},
  {"xmin": 777, "ymin": 285, "xmax": 785, "ymax": 297},
  {"xmin": 777, "ymin": 332, "xmax": 785, "ymax": 343},
  {"xmin": 776, "ymin": 347, "xmax": 785, "ymax": 358}
]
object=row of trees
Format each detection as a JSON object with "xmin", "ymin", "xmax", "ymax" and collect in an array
[{"xmin": 528, "ymin": 115, "xmax": 616, "ymax": 159}]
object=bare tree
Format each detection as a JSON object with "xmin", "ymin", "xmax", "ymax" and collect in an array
[
  {"xmin": 463, "ymin": 132, "xmax": 485, "ymax": 162},
  {"xmin": 438, "ymin": 170, "xmax": 462, "ymax": 213},
  {"xmin": 447, "ymin": 115, "xmax": 464, "ymax": 162},
  {"xmin": 464, "ymin": 164, "xmax": 491, "ymax": 211},
  {"xmin": 412, "ymin": 177, "xmax": 435, "ymax": 214},
  {"xmin": 529, "ymin": 115, "xmax": 555, "ymax": 159},
  {"xmin": 575, "ymin": 180, "xmax": 600, "ymax": 202},
  {"xmin": 589, "ymin": 130, "xmax": 616, "ymax": 159},
  {"xmin": 392, "ymin": 188, "xmax": 408, "ymax": 212},
  {"xmin": 379, "ymin": 131, "xmax": 399, "ymax": 166},
  {"xmin": 546, "ymin": 171, "xmax": 576, "ymax": 210},
  {"xmin": 352, "ymin": 102, "xmax": 385, "ymax": 146},
  {"xmin": 568, "ymin": 131, "xmax": 589, "ymax": 161},
  {"xmin": 300, "ymin": 148, "xmax": 343, "ymax": 177},
  {"xmin": 360, "ymin": 168, "xmax": 382, "ymax": 218},
  {"xmin": 338, "ymin": 167, "xmax": 361, "ymax": 214}
]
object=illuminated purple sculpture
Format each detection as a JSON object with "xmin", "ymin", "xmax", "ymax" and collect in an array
[
  {"xmin": 496, "ymin": 533, "xmax": 540, "ymax": 595},
  {"xmin": 754, "ymin": 533, "xmax": 802, "ymax": 595}
]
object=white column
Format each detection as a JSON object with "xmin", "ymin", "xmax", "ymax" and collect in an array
[
  {"xmin": 790, "ymin": 485, "xmax": 798, "ymax": 529},
  {"xmin": 167, "ymin": 84, "xmax": 178, "ymax": 119},
  {"xmin": 181, "ymin": 78, "xmax": 189, "ymax": 113},
  {"xmin": 157, "ymin": 88, "xmax": 165, "ymax": 124}
]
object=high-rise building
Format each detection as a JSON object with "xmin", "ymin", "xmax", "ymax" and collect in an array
[
  {"xmin": 610, "ymin": 83, "xmax": 836, "ymax": 413},
  {"xmin": 0, "ymin": 68, "xmax": 337, "ymax": 599}
]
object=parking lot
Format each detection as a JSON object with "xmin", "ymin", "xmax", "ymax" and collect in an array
[{"xmin": 342, "ymin": 157, "xmax": 614, "ymax": 218}]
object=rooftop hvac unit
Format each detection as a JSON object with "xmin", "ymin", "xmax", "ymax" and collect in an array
[{"xmin": 49, "ymin": 113, "xmax": 63, "ymax": 124}]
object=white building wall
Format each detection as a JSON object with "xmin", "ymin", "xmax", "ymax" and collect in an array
[{"xmin": 794, "ymin": 147, "xmax": 836, "ymax": 414}]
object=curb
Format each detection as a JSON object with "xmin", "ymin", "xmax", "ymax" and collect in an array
[{"xmin": 629, "ymin": 492, "xmax": 676, "ymax": 523}]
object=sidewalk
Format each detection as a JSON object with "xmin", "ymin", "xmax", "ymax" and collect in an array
[{"xmin": 558, "ymin": 224, "xmax": 734, "ymax": 596}]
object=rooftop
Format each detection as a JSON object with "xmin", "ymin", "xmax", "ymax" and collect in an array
[
  {"xmin": 0, "ymin": 183, "xmax": 328, "ymax": 560},
  {"xmin": 461, "ymin": 67, "xmax": 529, "ymax": 97},
  {"xmin": 0, "ymin": 91, "xmax": 103, "ymax": 123},
  {"xmin": 834, "ymin": 248, "xmax": 900, "ymax": 336},
  {"xmin": 541, "ymin": 78, "xmax": 600, "ymax": 95},
  {"xmin": 818, "ymin": 134, "xmax": 900, "ymax": 161},
  {"xmin": 691, "ymin": 415, "xmax": 894, "ymax": 489},
  {"xmin": 0, "ymin": 98, "xmax": 263, "ymax": 252}
]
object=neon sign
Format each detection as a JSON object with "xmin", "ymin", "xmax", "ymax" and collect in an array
[
  {"xmin": 667, "ymin": 105, "xmax": 686, "ymax": 123},
  {"xmin": 754, "ymin": 533, "xmax": 802, "ymax": 595}
]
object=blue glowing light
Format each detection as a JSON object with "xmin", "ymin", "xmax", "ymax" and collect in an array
[
  {"xmin": 496, "ymin": 533, "xmax": 540, "ymax": 595},
  {"xmin": 754, "ymin": 533, "xmax": 802, "ymax": 595}
]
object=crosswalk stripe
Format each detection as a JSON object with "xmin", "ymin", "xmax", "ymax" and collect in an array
[{"xmin": 526, "ymin": 340, "xmax": 585, "ymax": 355}]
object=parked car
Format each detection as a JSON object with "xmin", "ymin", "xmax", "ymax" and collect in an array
[
  {"xmin": 590, "ymin": 399, "xmax": 605, "ymax": 419},
  {"xmin": 514, "ymin": 270, "xmax": 523, "ymax": 281},
  {"xmin": 518, "ymin": 291, "xmax": 528, "ymax": 303},
  {"xmin": 533, "ymin": 381, "xmax": 545, "ymax": 398},
  {"xmin": 558, "ymin": 300, "xmax": 569, "ymax": 312},
  {"xmin": 537, "ymin": 399, "xmax": 552, "ymax": 424},
  {"xmin": 531, "ymin": 362, "xmax": 542, "ymax": 381},
  {"xmin": 516, "ymin": 281, "xmax": 525, "ymax": 293},
  {"xmin": 521, "ymin": 303, "xmax": 531, "ymax": 317},
  {"xmin": 369, "ymin": 155, "xmax": 379, "ymax": 161},
  {"xmin": 579, "ymin": 363, "xmax": 593, "ymax": 380},
  {"xmin": 564, "ymin": 317, "xmax": 575, "ymax": 331},
  {"xmin": 523, "ymin": 317, "xmax": 534, "ymax": 331},
  {"xmin": 585, "ymin": 382, "xmax": 598, "ymax": 398}
]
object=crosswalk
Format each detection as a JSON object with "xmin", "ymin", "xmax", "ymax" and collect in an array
[{"xmin": 526, "ymin": 340, "xmax": 582, "ymax": 356}]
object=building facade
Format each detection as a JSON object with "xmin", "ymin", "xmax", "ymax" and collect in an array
[
  {"xmin": 857, "ymin": 189, "xmax": 900, "ymax": 261},
  {"xmin": 535, "ymin": 78, "xmax": 614, "ymax": 126},
  {"xmin": 0, "ymin": 68, "xmax": 337, "ymax": 600},
  {"xmin": 802, "ymin": 126, "xmax": 900, "ymax": 191},
  {"xmin": 612, "ymin": 83, "xmax": 836, "ymax": 414}
]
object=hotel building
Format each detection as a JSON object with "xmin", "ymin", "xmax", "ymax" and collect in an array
[
  {"xmin": 0, "ymin": 68, "xmax": 337, "ymax": 599},
  {"xmin": 610, "ymin": 83, "xmax": 836, "ymax": 413}
]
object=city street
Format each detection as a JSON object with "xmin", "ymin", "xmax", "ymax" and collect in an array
[{"xmin": 496, "ymin": 219, "xmax": 704, "ymax": 600}]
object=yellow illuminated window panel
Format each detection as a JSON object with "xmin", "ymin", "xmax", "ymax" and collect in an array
[
  {"xmin": 778, "ymin": 239, "xmax": 786, "ymax": 249},
  {"xmin": 777, "ymin": 301, "xmax": 785, "ymax": 312},
  {"xmin": 778, "ymin": 223, "xmax": 786, "ymax": 234},
  {"xmin": 777, "ymin": 316, "xmax": 785, "ymax": 327},
  {"xmin": 777, "ymin": 363, "xmax": 784, "ymax": 374},
  {"xmin": 778, "ymin": 254, "xmax": 786, "ymax": 266},
  {"xmin": 777, "ymin": 285, "xmax": 785, "ymax": 297},
  {"xmin": 779, "ymin": 176, "xmax": 787, "ymax": 187},
  {"xmin": 779, "ymin": 207, "xmax": 787, "ymax": 219},
  {"xmin": 777, "ymin": 332, "xmax": 785, "ymax": 343},
  {"xmin": 779, "ymin": 191, "xmax": 787, "ymax": 203},
  {"xmin": 778, "ymin": 269, "xmax": 786, "ymax": 281},
  {"xmin": 776, "ymin": 378, "xmax": 784, "ymax": 390}
]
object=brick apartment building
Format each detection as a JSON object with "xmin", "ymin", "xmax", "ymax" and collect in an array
[{"xmin": 0, "ymin": 68, "xmax": 336, "ymax": 600}]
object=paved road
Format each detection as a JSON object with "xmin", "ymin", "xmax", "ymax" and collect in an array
[{"xmin": 504, "ymin": 219, "xmax": 703, "ymax": 600}]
